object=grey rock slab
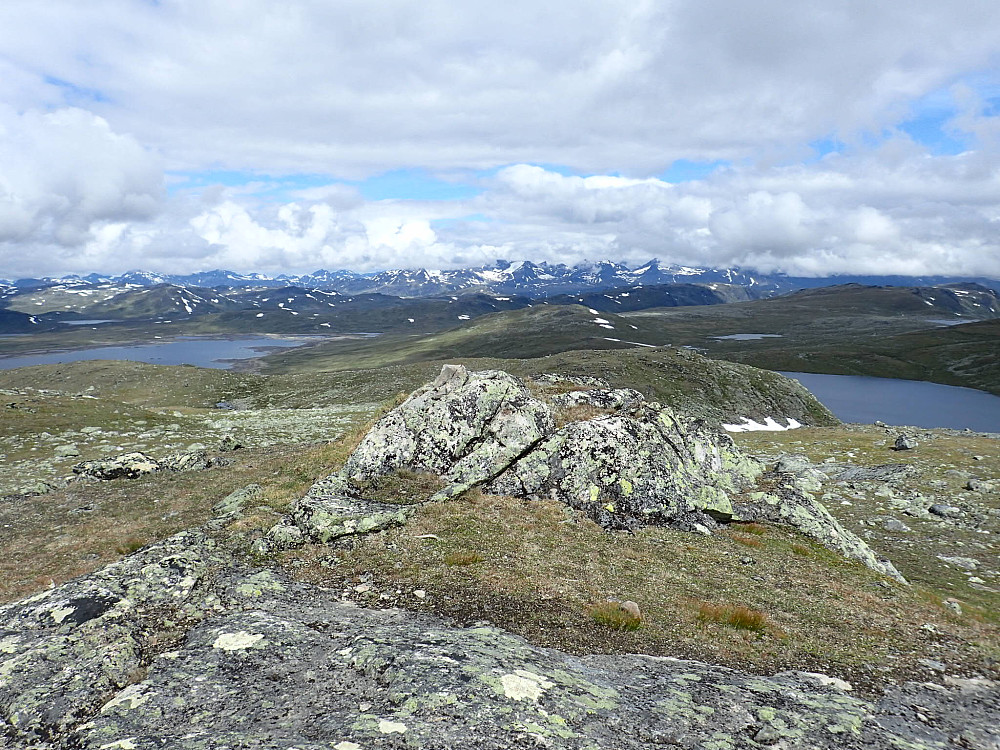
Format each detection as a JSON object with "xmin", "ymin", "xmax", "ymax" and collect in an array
[
  {"xmin": 937, "ymin": 555, "xmax": 979, "ymax": 570},
  {"xmin": 929, "ymin": 504, "xmax": 963, "ymax": 519},
  {"xmin": 286, "ymin": 494, "xmax": 412, "ymax": 544},
  {"xmin": 836, "ymin": 464, "xmax": 916, "ymax": 483},
  {"xmin": 0, "ymin": 531, "xmax": 226, "ymax": 741},
  {"xmin": 2, "ymin": 560, "xmax": 994, "ymax": 750},
  {"xmin": 883, "ymin": 518, "xmax": 912, "ymax": 533},
  {"xmin": 212, "ymin": 484, "xmax": 262, "ymax": 519}
]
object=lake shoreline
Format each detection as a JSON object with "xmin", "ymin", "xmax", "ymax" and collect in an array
[{"xmin": 0, "ymin": 333, "xmax": 347, "ymax": 371}]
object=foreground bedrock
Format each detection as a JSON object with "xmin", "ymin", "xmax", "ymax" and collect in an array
[{"xmin": 0, "ymin": 533, "xmax": 995, "ymax": 749}]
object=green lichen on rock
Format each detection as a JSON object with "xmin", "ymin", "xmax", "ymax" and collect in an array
[
  {"xmin": 0, "ymin": 548, "xmax": 991, "ymax": 749},
  {"xmin": 487, "ymin": 402, "xmax": 761, "ymax": 532},
  {"xmin": 342, "ymin": 363, "xmax": 555, "ymax": 496}
]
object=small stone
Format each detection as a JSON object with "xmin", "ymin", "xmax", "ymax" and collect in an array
[
  {"xmin": 413, "ymin": 589, "xmax": 426, "ymax": 599},
  {"xmin": 55, "ymin": 444, "xmax": 80, "ymax": 458},
  {"xmin": 754, "ymin": 725, "xmax": 782, "ymax": 744},
  {"xmin": 893, "ymin": 435, "xmax": 918, "ymax": 451},
  {"xmin": 943, "ymin": 599, "xmax": 963, "ymax": 615},
  {"xmin": 620, "ymin": 600, "xmax": 641, "ymax": 619},
  {"xmin": 883, "ymin": 518, "xmax": 911, "ymax": 533},
  {"xmin": 929, "ymin": 504, "xmax": 963, "ymax": 518},
  {"xmin": 354, "ymin": 583, "xmax": 371, "ymax": 593},
  {"xmin": 218, "ymin": 435, "xmax": 244, "ymax": 452},
  {"xmin": 918, "ymin": 659, "xmax": 946, "ymax": 672},
  {"xmin": 937, "ymin": 555, "xmax": 979, "ymax": 570}
]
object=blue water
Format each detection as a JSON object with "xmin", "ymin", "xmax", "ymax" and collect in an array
[
  {"xmin": 780, "ymin": 371, "xmax": 1000, "ymax": 432},
  {"xmin": 0, "ymin": 336, "xmax": 313, "ymax": 370}
]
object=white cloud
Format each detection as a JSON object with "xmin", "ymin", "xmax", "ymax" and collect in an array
[
  {"xmin": 1, "ymin": 0, "xmax": 999, "ymax": 176},
  {"xmin": 0, "ymin": 106, "xmax": 163, "ymax": 276},
  {"xmin": 1, "ymin": 2, "xmax": 1000, "ymax": 278}
]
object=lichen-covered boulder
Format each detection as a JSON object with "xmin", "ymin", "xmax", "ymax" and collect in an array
[
  {"xmin": 161, "ymin": 450, "xmax": 211, "ymax": 472},
  {"xmin": 269, "ymin": 364, "xmax": 903, "ymax": 581},
  {"xmin": 342, "ymin": 364, "xmax": 554, "ymax": 498},
  {"xmin": 72, "ymin": 451, "xmax": 163, "ymax": 480},
  {"xmin": 487, "ymin": 402, "xmax": 762, "ymax": 532}
]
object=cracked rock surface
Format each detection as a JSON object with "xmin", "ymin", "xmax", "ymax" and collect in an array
[{"xmin": 1, "ymin": 532, "xmax": 995, "ymax": 750}]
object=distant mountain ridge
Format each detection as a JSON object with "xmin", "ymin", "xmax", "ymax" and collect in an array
[{"xmin": 4, "ymin": 259, "xmax": 999, "ymax": 298}]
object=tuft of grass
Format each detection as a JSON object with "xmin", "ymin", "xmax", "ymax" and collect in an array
[
  {"xmin": 553, "ymin": 403, "xmax": 613, "ymax": 427},
  {"xmin": 696, "ymin": 602, "xmax": 768, "ymax": 633},
  {"xmin": 115, "ymin": 536, "xmax": 148, "ymax": 556},
  {"xmin": 589, "ymin": 601, "xmax": 643, "ymax": 631},
  {"xmin": 791, "ymin": 544, "xmax": 812, "ymax": 557},
  {"xmin": 740, "ymin": 522, "xmax": 767, "ymax": 536},
  {"xmin": 443, "ymin": 550, "xmax": 484, "ymax": 566},
  {"xmin": 732, "ymin": 534, "xmax": 763, "ymax": 548}
]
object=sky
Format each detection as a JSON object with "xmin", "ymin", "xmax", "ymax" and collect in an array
[{"xmin": 2, "ymin": 1, "xmax": 1000, "ymax": 279}]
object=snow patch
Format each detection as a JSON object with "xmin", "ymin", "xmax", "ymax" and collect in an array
[{"xmin": 722, "ymin": 417, "xmax": 803, "ymax": 433}]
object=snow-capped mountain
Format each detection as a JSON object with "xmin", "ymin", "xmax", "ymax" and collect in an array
[{"xmin": 3, "ymin": 260, "xmax": 999, "ymax": 300}]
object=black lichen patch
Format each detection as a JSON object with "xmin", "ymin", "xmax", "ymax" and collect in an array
[{"xmin": 62, "ymin": 595, "xmax": 120, "ymax": 625}]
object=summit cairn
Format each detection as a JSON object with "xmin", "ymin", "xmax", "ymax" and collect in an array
[{"xmin": 267, "ymin": 364, "xmax": 904, "ymax": 582}]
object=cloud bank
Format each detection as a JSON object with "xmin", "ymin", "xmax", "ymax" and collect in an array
[{"xmin": 0, "ymin": 0, "xmax": 999, "ymax": 278}]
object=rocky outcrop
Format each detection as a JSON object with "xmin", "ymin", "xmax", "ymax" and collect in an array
[
  {"xmin": 342, "ymin": 364, "xmax": 554, "ymax": 498},
  {"xmin": 269, "ymin": 365, "xmax": 904, "ymax": 582},
  {"xmin": 72, "ymin": 451, "xmax": 164, "ymax": 480},
  {"xmin": 73, "ymin": 449, "xmax": 212, "ymax": 481},
  {"xmin": 0, "ymin": 534, "xmax": 992, "ymax": 749},
  {"xmin": 486, "ymin": 403, "xmax": 761, "ymax": 532}
]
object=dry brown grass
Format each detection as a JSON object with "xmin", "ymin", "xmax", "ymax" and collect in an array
[
  {"xmin": 114, "ymin": 536, "xmax": 148, "ymax": 555},
  {"xmin": 553, "ymin": 403, "xmax": 613, "ymax": 427},
  {"xmin": 0, "ymin": 440, "xmax": 357, "ymax": 604},
  {"xmin": 288, "ymin": 489, "xmax": 999, "ymax": 690},
  {"xmin": 696, "ymin": 602, "xmax": 769, "ymax": 633},
  {"xmin": 732, "ymin": 534, "xmax": 764, "ymax": 548},
  {"xmin": 354, "ymin": 468, "xmax": 446, "ymax": 505},
  {"xmin": 443, "ymin": 550, "xmax": 484, "ymax": 566},
  {"xmin": 589, "ymin": 601, "xmax": 643, "ymax": 631}
]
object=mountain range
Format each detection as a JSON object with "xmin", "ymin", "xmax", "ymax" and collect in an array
[{"xmin": 5, "ymin": 259, "xmax": 1000, "ymax": 298}]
